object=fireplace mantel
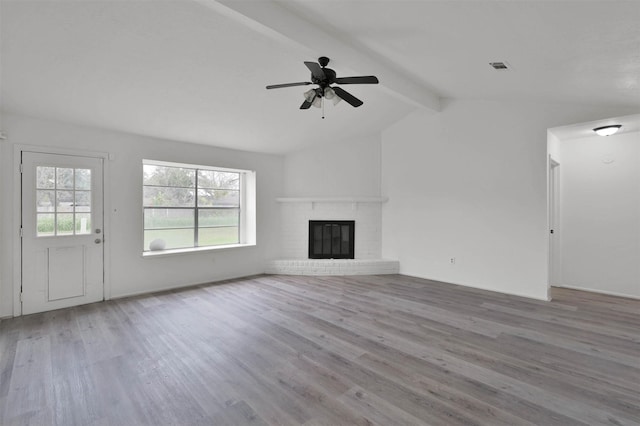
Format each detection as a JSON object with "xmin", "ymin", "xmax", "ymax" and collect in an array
[
  {"xmin": 276, "ymin": 197, "xmax": 388, "ymax": 209},
  {"xmin": 276, "ymin": 197, "xmax": 388, "ymax": 203}
]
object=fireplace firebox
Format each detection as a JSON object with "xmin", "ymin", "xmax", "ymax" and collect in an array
[{"xmin": 308, "ymin": 220, "xmax": 355, "ymax": 259}]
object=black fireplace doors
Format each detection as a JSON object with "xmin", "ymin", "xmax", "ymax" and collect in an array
[{"xmin": 308, "ymin": 220, "xmax": 355, "ymax": 259}]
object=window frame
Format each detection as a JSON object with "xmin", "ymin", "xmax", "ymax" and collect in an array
[{"xmin": 142, "ymin": 159, "xmax": 255, "ymax": 255}]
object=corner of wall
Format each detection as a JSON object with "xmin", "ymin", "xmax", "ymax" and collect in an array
[
  {"xmin": 282, "ymin": 132, "xmax": 384, "ymax": 198},
  {"xmin": 0, "ymin": 120, "xmax": 13, "ymax": 317}
]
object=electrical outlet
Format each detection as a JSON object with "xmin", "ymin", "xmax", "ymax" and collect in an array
[{"xmin": 449, "ymin": 257, "xmax": 456, "ymax": 264}]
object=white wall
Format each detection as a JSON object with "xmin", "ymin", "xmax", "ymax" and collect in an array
[
  {"xmin": 277, "ymin": 133, "xmax": 384, "ymax": 260},
  {"xmin": 0, "ymin": 113, "xmax": 283, "ymax": 317},
  {"xmin": 381, "ymin": 99, "xmax": 638, "ymax": 300},
  {"xmin": 556, "ymin": 131, "xmax": 640, "ymax": 298},
  {"xmin": 283, "ymin": 133, "xmax": 381, "ymax": 197}
]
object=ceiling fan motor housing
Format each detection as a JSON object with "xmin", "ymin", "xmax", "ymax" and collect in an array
[{"xmin": 311, "ymin": 67, "xmax": 336, "ymax": 87}]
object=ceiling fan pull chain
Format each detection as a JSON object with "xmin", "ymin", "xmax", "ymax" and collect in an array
[{"xmin": 322, "ymin": 97, "xmax": 325, "ymax": 119}]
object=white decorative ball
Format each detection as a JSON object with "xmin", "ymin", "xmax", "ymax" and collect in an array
[{"xmin": 149, "ymin": 238, "xmax": 166, "ymax": 251}]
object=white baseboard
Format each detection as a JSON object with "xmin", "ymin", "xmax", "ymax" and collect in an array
[
  {"xmin": 109, "ymin": 273, "xmax": 260, "ymax": 300},
  {"xmin": 552, "ymin": 285, "xmax": 640, "ymax": 300},
  {"xmin": 400, "ymin": 273, "xmax": 551, "ymax": 301}
]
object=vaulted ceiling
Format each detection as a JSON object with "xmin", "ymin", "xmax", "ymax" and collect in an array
[{"xmin": 1, "ymin": 0, "xmax": 639, "ymax": 154}]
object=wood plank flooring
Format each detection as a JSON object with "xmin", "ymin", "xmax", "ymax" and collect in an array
[{"xmin": 1, "ymin": 274, "xmax": 639, "ymax": 425}]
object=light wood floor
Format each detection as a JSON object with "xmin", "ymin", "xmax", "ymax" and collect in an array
[{"xmin": 1, "ymin": 274, "xmax": 639, "ymax": 426}]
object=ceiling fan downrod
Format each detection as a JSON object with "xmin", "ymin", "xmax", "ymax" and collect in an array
[{"xmin": 318, "ymin": 56, "xmax": 330, "ymax": 68}]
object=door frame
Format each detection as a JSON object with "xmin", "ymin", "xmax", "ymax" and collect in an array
[
  {"xmin": 12, "ymin": 144, "xmax": 112, "ymax": 317},
  {"xmin": 547, "ymin": 155, "xmax": 560, "ymax": 298}
]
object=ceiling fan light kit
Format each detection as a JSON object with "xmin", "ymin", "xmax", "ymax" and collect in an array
[
  {"xmin": 323, "ymin": 87, "xmax": 336, "ymax": 100},
  {"xmin": 303, "ymin": 88, "xmax": 316, "ymax": 102},
  {"xmin": 266, "ymin": 56, "xmax": 379, "ymax": 116}
]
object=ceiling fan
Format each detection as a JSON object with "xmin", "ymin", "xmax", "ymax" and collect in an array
[{"xmin": 266, "ymin": 56, "xmax": 379, "ymax": 110}]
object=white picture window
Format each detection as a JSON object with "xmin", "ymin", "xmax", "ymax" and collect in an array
[{"xmin": 143, "ymin": 160, "xmax": 254, "ymax": 252}]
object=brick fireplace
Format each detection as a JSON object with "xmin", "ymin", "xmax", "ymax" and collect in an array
[{"xmin": 265, "ymin": 197, "xmax": 399, "ymax": 275}]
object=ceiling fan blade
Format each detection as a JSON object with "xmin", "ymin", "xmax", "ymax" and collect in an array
[
  {"xmin": 266, "ymin": 82, "xmax": 312, "ymax": 89},
  {"xmin": 333, "ymin": 86, "xmax": 363, "ymax": 107},
  {"xmin": 304, "ymin": 61, "xmax": 326, "ymax": 80},
  {"xmin": 334, "ymin": 76, "xmax": 379, "ymax": 85},
  {"xmin": 300, "ymin": 99, "xmax": 313, "ymax": 109}
]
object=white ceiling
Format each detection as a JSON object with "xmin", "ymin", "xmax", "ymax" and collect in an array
[
  {"xmin": 1, "ymin": 0, "xmax": 639, "ymax": 154},
  {"xmin": 549, "ymin": 113, "xmax": 640, "ymax": 141}
]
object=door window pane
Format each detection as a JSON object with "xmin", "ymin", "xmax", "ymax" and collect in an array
[
  {"xmin": 37, "ymin": 214, "xmax": 55, "ymax": 236},
  {"xmin": 56, "ymin": 191, "xmax": 74, "ymax": 212},
  {"xmin": 75, "ymin": 169, "xmax": 91, "ymax": 190},
  {"xmin": 37, "ymin": 167, "xmax": 55, "ymax": 189},
  {"xmin": 75, "ymin": 213, "xmax": 91, "ymax": 235},
  {"xmin": 74, "ymin": 191, "xmax": 91, "ymax": 212},
  {"xmin": 37, "ymin": 190, "xmax": 55, "ymax": 212},
  {"xmin": 56, "ymin": 214, "xmax": 74, "ymax": 235},
  {"xmin": 56, "ymin": 168, "xmax": 74, "ymax": 189}
]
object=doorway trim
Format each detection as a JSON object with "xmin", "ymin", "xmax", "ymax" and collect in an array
[
  {"xmin": 12, "ymin": 144, "xmax": 111, "ymax": 317},
  {"xmin": 547, "ymin": 155, "xmax": 560, "ymax": 300}
]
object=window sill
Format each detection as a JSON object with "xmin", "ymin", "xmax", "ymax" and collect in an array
[{"xmin": 142, "ymin": 243, "xmax": 255, "ymax": 258}]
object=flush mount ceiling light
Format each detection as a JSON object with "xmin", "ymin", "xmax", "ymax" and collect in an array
[
  {"xmin": 489, "ymin": 61, "xmax": 510, "ymax": 70},
  {"xmin": 593, "ymin": 125, "xmax": 622, "ymax": 136}
]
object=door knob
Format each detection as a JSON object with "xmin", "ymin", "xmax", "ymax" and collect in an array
[{"xmin": 95, "ymin": 239, "xmax": 102, "ymax": 244}]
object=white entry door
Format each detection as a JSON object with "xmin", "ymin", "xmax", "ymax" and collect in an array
[{"xmin": 21, "ymin": 151, "xmax": 104, "ymax": 315}]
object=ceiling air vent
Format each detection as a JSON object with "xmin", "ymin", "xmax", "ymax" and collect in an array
[{"xmin": 489, "ymin": 61, "xmax": 510, "ymax": 70}]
